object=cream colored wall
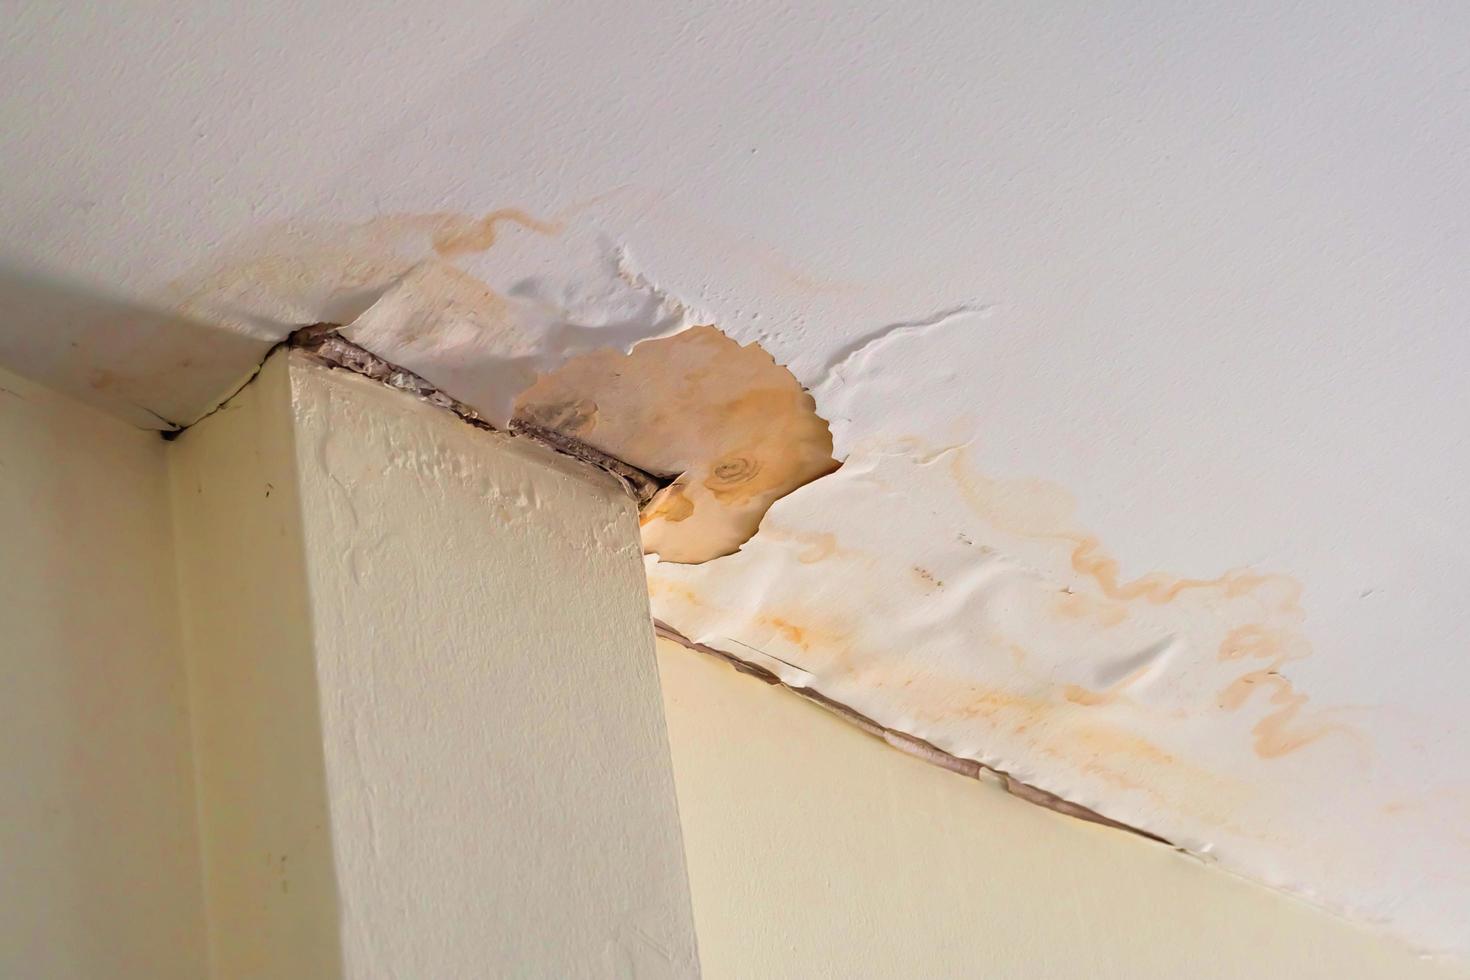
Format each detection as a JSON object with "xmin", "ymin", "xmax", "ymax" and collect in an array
[
  {"xmin": 169, "ymin": 351, "xmax": 699, "ymax": 978},
  {"xmin": 18, "ymin": 335, "xmax": 1458, "ymax": 980},
  {"xmin": 169, "ymin": 355, "xmax": 343, "ymax": 978},
  {"xmin": 656, "ymin": 638, "xmax": 1469, "ymax": 980},
  {"xmin": 0, "ymin": 364, "xmax": 207, "ymax": 979},
  {"xmin": 288, "ymin": 356, "xmax": 699, "ymax": 978}
]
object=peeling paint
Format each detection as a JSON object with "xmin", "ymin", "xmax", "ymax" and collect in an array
[
  {"xmin": 640, "ymin": 298, "xmax": 1432, "ymax": 941},
  {"xmin": 18, "ymin": 183, "xmax": 1460, "ymax": 956},
  {"xmin": 124, "ymin": 208, "xmax": 1454, "ymax": 955},
  {"xmin": 653, "ymin": 620, "xmax": 1170, "ymax": 845},
  {"xmin": 515, "ymin": 326, "xmax": 841, "ymax": 563}
]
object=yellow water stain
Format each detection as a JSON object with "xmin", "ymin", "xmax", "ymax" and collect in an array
[
  {"xmin": 1052, "ymin": 590, "xmax": 1129, "ymax": 628},
  {"xmin": 1216, "ymin": 623, "xmax": 1312, "ymax": 664},
  {"xmin": 1064, "ymin": 534, "xmax": 1293, "ymax": 606},
  {"xmin": 640, "ymin": 484, "xmax": 695, "ymax": 525},
  {"xmin": 892, "ymin": 668, "xmax": 1189, "ymax": 798},
  {"xmin": 948, "ymin": 447, "xmax": 1298, "ymax": 609},
  {"xmin": 754, "ymin": 610, "xmax": 855, "ymax": 657},
  {"xmin": 645, "ymin": 577, "xmax": 707, "ymax": 612},
  {"xmin": 1218, "ymin": 623, "xmax": 1284, "ymax": 661},
  {"xmin": 1217, "ymin": 666, "xmax": 1347, "ymax": 759},
  {"xmin": 514, "ymin": 325, "xmax": 841, "ymax": 563},
  {"xmin": 169, "ymin": 207, "xmax": 562, "ymax": 350},
  {"xmin": 764, "ymin": 616, "xmax": 810, "ymax": 649},
  {"xmin": 947, "ymin": 445, "xmax": 1348, "ymax": 761},
  {"xmin": 1062, "ymin": 684, "xmax": 1111, "ymax": 706},
  {"xmin": 431, "ymin": 208, "xmax": 563, "ymax": 258},
  {"xmin": 752, "ymin": 526, "xmax": 844, "ymax": 564}
]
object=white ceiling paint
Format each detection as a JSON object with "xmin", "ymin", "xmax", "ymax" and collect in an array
[{"xmin": 3, "ymin": 0, "xmax": 1468, "ymax": 956}]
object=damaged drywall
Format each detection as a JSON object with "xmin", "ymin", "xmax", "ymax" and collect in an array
[
  {"xmin": 515, "ymin": 326, "xmax": 840, "ymax": 563},
  {"xmin": 6, "ymin": 5, "xmax": 1470, "ymax": 958},
  {"xmin": 288, "ymin": 319, "xmax": 842, "ymax": 566},
  {"xmin": 106, "ymin": 200, "xmax": 1467, "ymax": 958},
  {"xmin": 652, "ymin": 620, "xmax": 1169, "ymax": 844},
  {"xmin": 257, "ymin": 319, "xmax": 1161, "ymax": 845},
  {"xmin": 288, "ymin": 326, "xmax": 667, "ymax": 507}
]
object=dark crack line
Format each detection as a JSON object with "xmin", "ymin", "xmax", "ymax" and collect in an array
[
  {"xmin": 159, "ymin": 332, "xmax": 298, "ymax": 441},
  {"xmin": 165, "ymin": 323, "xmax": 665, "ymax": 507},
  {"xmin": 653, "ymin": 619, "xmax": 1174, "ymax": 847}
]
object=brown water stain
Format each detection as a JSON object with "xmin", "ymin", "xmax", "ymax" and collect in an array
[
  {"xmin": 647, "ymin": 577, "xmax": 706, "ymax": 611},
  {"xmin": 947, "ymin": 446, "xmax": 1347, "ymax": 760},
  {"xmin": 1052, "ymin": 590, "xmax": 1129, "ymax": 628},
  {"xmin": 1065, "ymin": 534, "xmax": 1295, "ymax": 606},
  {"xmin": 640, "ymin": 484, "xmax": 695, "ymax": 525},
  {"xmin": 1217, "ymin": 667, "xmax": 1346, "ymax": 759},
  {"xmin": 755, "ymin": 611, "xmax": 854, "ymax": 655},
  {"xmin": 171, "ymin": 203, "xmax": 571, "ymax": 337},
  {"xmin": 886, "ymin": 666, "xmax": 1206, "ymax": 805},
  {"xmin": 431, "ymin": 208, "xmax": 563, "ymax": 258},
  {"xmin": 514, "ymin": 325, "xmax": 841, "ymax": 563},
  {"xmin": 751, "ymin": 526, "xmax": 845, "ymax": 564}
]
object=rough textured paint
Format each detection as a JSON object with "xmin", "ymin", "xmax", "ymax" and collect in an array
[
  {"xmin": 172, "ymin": 353, "xmax": 701, "ymax": 977},
  {"xmin": 289, "ymin": 357, "xmax": 700, "ymax": 978},
  {"xmin": 4, "ymin": 2, "xmax": 1470, "ymax": 958},
  {"xmin": 515, "ymin": 325, "xmax": 840, "ymax": 562}
]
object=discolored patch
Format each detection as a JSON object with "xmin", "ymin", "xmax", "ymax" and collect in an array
[{"xmin": 513, "ymin": 325, "xmax": 840, "ymax": 563}]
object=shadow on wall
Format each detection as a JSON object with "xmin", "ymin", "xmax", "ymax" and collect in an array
[
  {"xmin": 0, "ymin": 266, "xmax": 269, "ymax": 429},
  {"xmin": 1, "ymin": 369, "xmax": 212, "ymax": 977},
  {"xmin": 166, "ymin": 356, "xmax": 346, "ymax": 977}
]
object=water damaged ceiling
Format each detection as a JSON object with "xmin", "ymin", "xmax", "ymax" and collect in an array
[{"xmin": 4, "ymin": 1, "xmax": 1469, "ymax": 957}]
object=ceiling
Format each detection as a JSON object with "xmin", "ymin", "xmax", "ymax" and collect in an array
[{"xmin": 4, "ymin": 1, "xmax": 1468, "ymax": 956}]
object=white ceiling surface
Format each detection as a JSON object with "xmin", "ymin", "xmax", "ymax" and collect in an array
[{"xmin": 4, "ymin": 1, "xmax": 1469, "ymax": 956}]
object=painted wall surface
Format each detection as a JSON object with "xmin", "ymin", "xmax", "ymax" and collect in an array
[
  {"xmin": 656, "ymin": 638, "xmax": 1468, "ymax": 979},
  {"xmin": 288, "ymin": 357, "xmax": 700, "ymax": 978},
  {"xmin": 3, "ymin": 2, "xmax": 1469, "ymax": 952},
  {"xmin": 169, "ymin": 355, "xmax": 344, "ymax": 978},
  {"xmin": 0, "ymin": 364, "xmax": 207, "ymax": 978}
]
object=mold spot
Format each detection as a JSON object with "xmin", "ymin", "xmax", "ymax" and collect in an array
[{"xmin": 513, "ymin": 325, "xmax": 840, "ymax": 563}]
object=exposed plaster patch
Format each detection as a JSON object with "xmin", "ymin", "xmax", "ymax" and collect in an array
[
  {"xmin": 287, "ymin": 327, "xmax": 663, "ymax": 505},
  {"xmin": 515, "ymin": 326, "xmax": 841, "ymax": 563}
]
